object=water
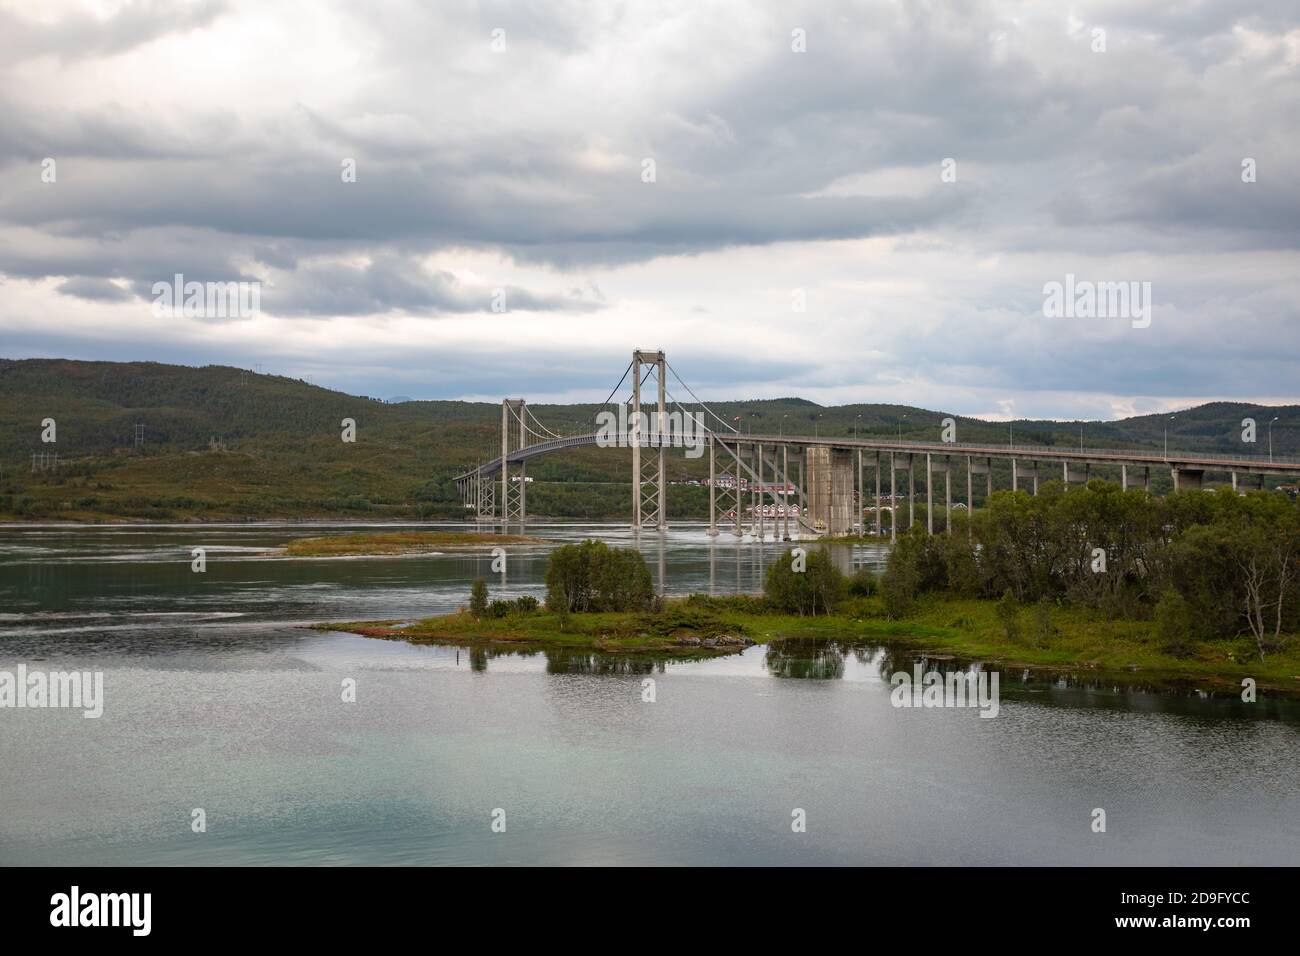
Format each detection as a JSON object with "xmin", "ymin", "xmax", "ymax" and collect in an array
[{"xmin": 1, "ymin": 523, "xmax": 1297, "ymax": 866}]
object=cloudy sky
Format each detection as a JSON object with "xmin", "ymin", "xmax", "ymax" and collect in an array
[{"xmin": 1, "ymin": 0, "xmax": 1297, "ymax": 419}]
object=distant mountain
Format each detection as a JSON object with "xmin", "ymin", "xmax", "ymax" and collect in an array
[{"xmin": 1, "ymin": 357, "xmax": 1296, "ymax": 521}]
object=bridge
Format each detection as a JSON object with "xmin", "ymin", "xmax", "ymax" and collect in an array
[{"xmin": 456, "ymin": 349, "xmax": 1300, "ymax": 539}]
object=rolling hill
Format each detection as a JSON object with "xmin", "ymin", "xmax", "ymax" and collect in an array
[{"xmin": 1, "ymin": 357, "xmax": 1296, "ymax": 522}]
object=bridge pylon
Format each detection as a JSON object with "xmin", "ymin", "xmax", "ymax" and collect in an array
[
  {"xmin": 501, "ymin": 398, "xmax": 528, "ymax": 532},
  {"xmin": 631, "ymin": 349, "xmax": 667, "ymax": 531}
]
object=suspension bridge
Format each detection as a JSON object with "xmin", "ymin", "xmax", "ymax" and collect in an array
[{"xmin": 455, "ymin": 349, "xmax": 1300, "ymax": 539}]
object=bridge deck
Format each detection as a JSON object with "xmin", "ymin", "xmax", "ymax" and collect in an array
[{"xmin": 455, "ymin": 432, "xmax": 1300, "ymax": 484}]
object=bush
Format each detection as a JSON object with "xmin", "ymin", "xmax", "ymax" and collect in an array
[
  {"xmin": 469, "ymin": 578, "xmax": 488, "ymax": 617},
  {"xmin": 848, "ymin": 567, "xmax": 878, "ymax": 597},
  {"xmin": 995, "ymin": 590, "xmax": 1021, "ymax": 643},
  {"xmin": 486, "ymin": 599, "xmax": 513, "ymax": 619},
  {"xmin": 1033, "ymin": 597, "xmax": 1055, "ymax": 646},
  {"xmin": 544, "ymin": 540, "xmax": 654, "ymax": 613},
  {"xmin": 514, "ymin": 595, "xmax": 539, "ymax": 614},
  {"xmin": 1153, "ymin": 588, "xmax": 1195, "ymax": 659},
  {"xmin": 880, "ymin": 527, "xmax": 948, "ymax": 618},
  {"xmin": 763, "ymin": 547, "xmax": 846, "ymax": 616}
]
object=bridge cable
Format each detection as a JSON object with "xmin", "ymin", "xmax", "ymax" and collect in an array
[
  {"xmin": 523, "ymin": 404, "xmax": 563, "ymax": 441},
  {"xmin": 665, "ymin": 360, "xmax": 739, "ymax": 434},
  {"xmin": 598, "ymin": 360, "xmax": 634, "ymax": 409}
]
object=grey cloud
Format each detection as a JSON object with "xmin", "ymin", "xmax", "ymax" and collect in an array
[
  {"xmin": 0, "ymin": 0, "xmax": 227, "ymax": 64},
  {"xmin": 55, "ymin": 276, "xmax": 134, "ymax": 302}
]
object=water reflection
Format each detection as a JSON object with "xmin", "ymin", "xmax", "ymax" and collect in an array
[{"xmin": 764, "ymin": 640, "xmax": 847, "ymax": 680}]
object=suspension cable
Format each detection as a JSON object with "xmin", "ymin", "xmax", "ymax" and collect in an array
[
  {"xmin": 524, "ymin": 404, "xmax": 563, "ymax": 440},
  {"xmin": 599, "ymin": 360, "xmax": 634, "ymax": 408},
  {"xmin": 666, "ymin": 360, "xmax": 738, "ymax": 434}
]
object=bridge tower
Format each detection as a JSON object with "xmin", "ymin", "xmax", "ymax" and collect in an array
[
  {"xmin": 501, "ymin": 398, "xmax": 528, "ymax": 532},
  {"xmin": 631, "ymin": 349, "xmax": 667, "ymax": 531}
]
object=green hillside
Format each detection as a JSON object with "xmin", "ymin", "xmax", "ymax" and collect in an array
[{"xmin": 1, "ymin": 358, "xmax": 1296, "ymax": 522}]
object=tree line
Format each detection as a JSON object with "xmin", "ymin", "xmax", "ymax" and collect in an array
[{"xmin": 882, "ymin": 481, "xmax": 1299, "ymax": 658}]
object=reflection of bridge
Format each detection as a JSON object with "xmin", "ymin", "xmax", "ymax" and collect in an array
[{"xmin": 456, "ymin": 350, "xmax": 1300, "ymax": 539}]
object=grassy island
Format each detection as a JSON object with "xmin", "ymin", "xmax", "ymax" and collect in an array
[
  {"xmin": 317, "ymin": 494, "xmax": 1300, "ymax": 696},
  {"xmin": 277, "ymin": 530, "xmax": 542, "ymax": 557},
  {"xmin": 320, "ymin": 593, "xmax": 1300, "ymax": 695}
]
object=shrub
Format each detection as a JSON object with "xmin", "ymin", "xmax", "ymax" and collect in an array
[
  {"xmin": 763, "ymin": 547, "xmax": 846, "ymax": 616},
  {"xmin": 1033, "ymin": 597, "xmax": 1055, "ymax": 646},
  {"xmin": 995, "ymin": 590, "xmax": 1020, "ymax": 643},
  {"xmin": 848, "ymin": 567, "xmax": 878, "ymax": 597},
  {"xmin": 469, "ymin": 578, "xmax": 488, "ymax": 617},
  {"xmin": 514, "ymin": 595, "xmax": 539, "ymax": 614},
  {"xmin": 544, "ymin": 540, "xmax": 654, "ymax": 613},
  {"xmin": 1153, "ymin": 588, "xmax": 1195, "ymax": 659},
  {"xmin": 486, "ymin": 599, "xmax": 513, "ymax": 619}
]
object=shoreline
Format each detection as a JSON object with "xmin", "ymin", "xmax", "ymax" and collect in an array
[{"xmin": 319, "ymin": 595, "xmax": 1300, "ymax": 699}]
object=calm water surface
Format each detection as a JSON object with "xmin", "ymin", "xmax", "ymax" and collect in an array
[{"xmin": 1, "ymin": 522, "xmax": 1297, "ymax": 866}]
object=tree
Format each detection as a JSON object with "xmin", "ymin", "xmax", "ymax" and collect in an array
[
  {"xmin": 544, "ymin": 540, "xmax": 654, "ymax": 613},
  {"xmin": 469, "ymin": 578, "xmax": 488, "ymax": 617},
  {"xmin": 763, "ymin": 548, "xmax": 846, "ymax": 616},
  {"xmin": 995, "ymin": 590, "xmax": 1020, "ymax": 643},
  {"xmin": 1153, "ymin": 589, "xmax": 1195, "ymax": 659}
]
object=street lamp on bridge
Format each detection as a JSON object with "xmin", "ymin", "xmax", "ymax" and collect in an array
[
  {"xmin": 1164, "ymin": 415, "xmax": 1176, "ymax": 459},
  {"xmin": 1270, "ymin": 416, "xmax": 1280, "ymax": 463}
]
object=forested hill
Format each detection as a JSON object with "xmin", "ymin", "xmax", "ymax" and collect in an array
[{"xmin": 1, "ymin": 358, "xmax": 1296, "ymax": 522}]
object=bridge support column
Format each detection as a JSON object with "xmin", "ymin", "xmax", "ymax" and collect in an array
[
  {"xmin": 966, "ymin": 456, "xmax": 974, "ymax": 532},
  {"xmin": 631, "ymin": 349, "xmax": 668, "ymax": 531},
  {"xmin": 783, "ymin": 445, "xmax": 791, "ymax": 540},
  {"xmin": 1171, "ymin": 467, "xmax": 1204, "ymax": 492},
  {"xmin": 1231, "ymin": 470, "xmax": 1238, "ymax": 493},
  {"xmin": 806, "ymin": 445, "xmax": 853, "ymax": 535},
  {"xmin": 735, "ymin": 453, "xmax": 742, "ymax": 535},
  {"xmin": 1012, "ymin": 459, "xmax": 1039, "ymax": 495},
  {"xmin": 874, "ymin": 452, "xmax": 882, "ymax": 537},
  {"xmin": 945, "ymin": 461, "xmax": 952, "ymax": 535},
  {"xmin": 908, "ymin": 455, "xmax": 915, "ymax": 530},
  {"xmin": 708, "ymin": 436, "xmax": 717, "ymax": 536},
  {"xmin": 925, "ymin": 454, "xmax": 933, "ymax": 534},
  {"xmin": 501, "ymin": 401, "xmax": 510, "ymax": 533},
  {"xmin": 889, "ymin": 452, "xmax": 897, "ymax": 543},
  {"xmin": 856, "ymin": 449, "xmax": 864, "ymax": 534},
  {"xmin": 500, "ymin": 399, "xmax": 528, "ymax": 533},
  {"xmin": 757, "ymin": 443, "xmax": 765, "ymax": 541}
]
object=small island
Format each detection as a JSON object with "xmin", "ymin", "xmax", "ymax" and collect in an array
[
  {"xmin": 274, "ymin": 530, "xmax": 542, "ymax": 557},
  {"xmin": 318, "ymin": 504, "xmax": 1300, "ymax": 696}
]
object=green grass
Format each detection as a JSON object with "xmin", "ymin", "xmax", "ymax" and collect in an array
[
  {"xmin": 317, "ymin": 607, "xmax": 752, "ymax": 658},
  {"xmin": 319, "ymin": 594, "xmax": 1300, "ymax": 695},
  {"xmin": 279, "ymin": 530, "xmax": 542, "ymax": 556}
]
